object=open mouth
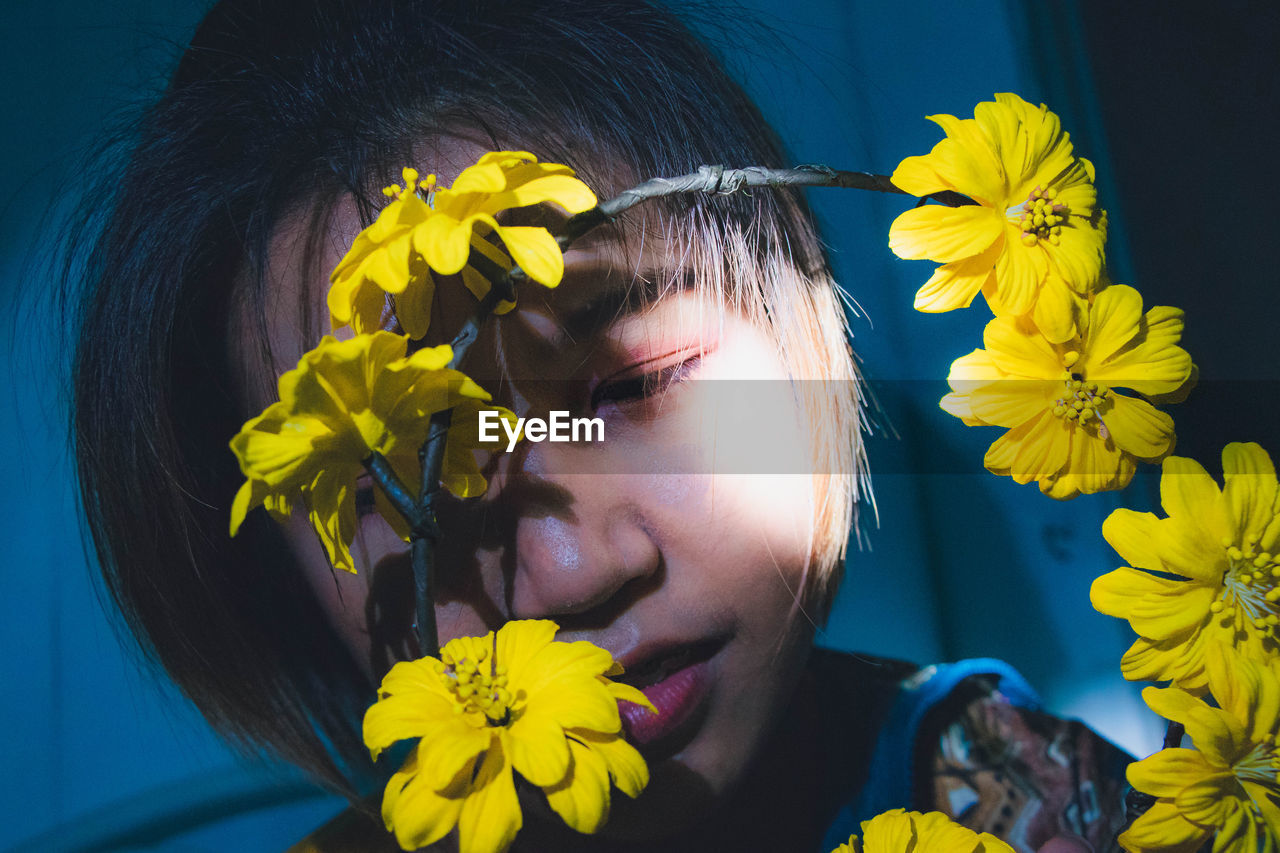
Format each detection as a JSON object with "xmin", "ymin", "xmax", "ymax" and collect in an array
[{"xmin": 614, "ymin": 640, "xmax": 722, "ymax": 749}]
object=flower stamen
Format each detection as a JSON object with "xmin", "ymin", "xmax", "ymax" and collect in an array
[
  {"xmin": 1215, "ymin": 540, "xmax": 1280, "ymax": 639},
  {"xmin": 1052, "ymin": 372, "xmax": 1112, "ymax": 438},
  {"xmin": 1014, "ymin": 185, "xmax": 1070, "ymax": 247},
  {"xmin": 439, "ymin": 643, "xmax": 514, "ymax": 726}
]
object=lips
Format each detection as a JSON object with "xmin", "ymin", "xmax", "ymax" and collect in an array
[{"xmin": 614, "ymin": 641, "xmax": 719, "ymax": 747}]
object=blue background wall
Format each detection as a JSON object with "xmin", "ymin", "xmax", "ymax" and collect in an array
[{"xmin": 6, "ymin": 1, "xmax": 1272, "ymax": 849}]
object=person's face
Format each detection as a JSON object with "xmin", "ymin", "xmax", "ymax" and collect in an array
[{"xmin": 245, "ymin": 138, "xmax": 825, "ymax": 838}]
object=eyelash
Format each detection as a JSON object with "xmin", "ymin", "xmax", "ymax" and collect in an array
[{"xmin": 589, "ymin": 353, "xmax": 703, "ymax": 411}]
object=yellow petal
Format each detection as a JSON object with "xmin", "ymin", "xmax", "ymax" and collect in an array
[
  {"xmin": 1044, "ymin": 219, "xmax": 1104, "ymax": 293},
  {"xmin": 912, "ymin": 243, "xmax": 1000, "ymax": 312},
  {"xmin": 416, "ymin": 213, "xmax": 472, "ymax": 276},
  {"xmin": 229, "ymin": 480, "xmax": 260, "ymax": 536},
  {"xmin": 1174, "ymin": 772, "xmax": 1238, "ymax": 826},
  {"xmin": 524, "ymin": 683, "xmax": 621, "ymax": 734},
  {"xmin": 416, "ymin": 723, "xmax": 494, "ymax": 791},
  {"xmin": 984, "ymin": 415, "xmax": 1052, "ymax": 478},
  {"xmin": 306, "ymin": 470, "xmax": 359, "ymax": 573},
  {"xmin": 859, "ymin": 809, "xmax": 917, "ymax": 853},
  {"xmin": 1059, "ymin": 427, "xmax": 1127, "ymax": 497},
  {"xmin": 990, "ymin": 236, "xmax": 1047, "ymax": 316},
  {"xmin": 1161, "ymin": 456, "xmax": 1230, "ymax": 537},
  {"xmin": 1102, "ymin": 394, "xmax": 1174, "ymax": 461},
  {"xmin": 568, "ymin": 729, "xmax": 649, "ymax": 798},
  {"xmin": 383, "ymin": 749, "xmax": 467, "ymax": 851},
  {"xmin": 1101, "ymin": 508, "xmax": 1165, "ymax": 570},
  {"xmin": 1080, "ymin": 284, "xmax": 1142, "ymax": 364},
  {"xmin": 1221, "ymin": 442, "xmax": 1279, "ymax": 545},
  {"xmin": 1089, "ymin": 305, "xmax": 1192, "ymax": 397},
  {"xmin": 495, "ymin": 619, "xmax": 559, "ymax": 683},
  {"xmin": 457, "ymin": 744, "xmax": 522, "ymax": 853},
  {"xmin": 604, "ymin": 679, "xmax": 657, "ymax": 715},
  {"xmin": 449, "ymin": 159, "xmax": 509, "ymax": 194},
  {"xmin": 1008, "ymin": 403, "xmax": 1071, "ymax": 483},
  {"xmin": 486, "ymin": 173, "xmax": 597, "ymax": 215},
  {"xmin": 1155, "ymin": 515, "xmax": 1227, "ymax": 583},
  {"xmin": 365, "ymin": 232, "xmax": 415, "ymax": 296},
  {"xmin": 1127, "ymin": 583, "xmax": 1214, "ymax": 641},
  {"xmin": 505, "ymin": 711, "xmax": 571, "ymax": 788},
  {"xmin": 543, "ymin": 737, "xmax": 611, "ymax": 835},
  {"xmin": 890, "ymin": 152, "xmax": 948, "ymax": 196},
  {"xmin": 1089, "ymin": 567, "xmax": 1185, "ymax": 618},
  {"xmin": 913, "ymin": 809, "xmax": 993, "ymax": 851},
  {"xmin": 1117, "ymin": 799, "xmax": 1209, "ymax": 853},
  {"xmin": 1120, "ymin": 636, "xmax": 1194, "ymax": 686},
  {"xmin": 919, "ymin": 117, "xmax": 1007, "ymax": 204},
  {"xmin": 982, "ymin": 315, "xmax": 1060, "ymax": 379},
  {"xmin": 391, "ymin": 273, "xmax": 434, "ymax": 340},
  {"xmin": 497, "ymin": 225, "xmax": 565, "ymax": 287},
  {"xmin": 1143, "ymin": 687, "xmax": 1243, "ymax": 766},
  {"xmin": 516, "ymin": 639, "xmax": 616, "ymax": 697},
  {"xmin": 1031, "ymin": 273, "xmax": 1082, "ymax": 344},
  {"xmin": 1203, "ymin": 645, "xmax": 1276, "ymax": 740},
  {"xmin": 888, "ymin": 204, "xmax": 1004, "ymax": 263},
  {"xmin": 968, "ymin": 376, "xmax": 1056, "ymax": 428},
  {"xmin": 362, "ymin": 687, "xmax": 456, "ymax": 759}
]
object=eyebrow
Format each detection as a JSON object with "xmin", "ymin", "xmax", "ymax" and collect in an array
[{"xmin": 554, "ymin": 266, "xmax": 698, "ymax": 346}]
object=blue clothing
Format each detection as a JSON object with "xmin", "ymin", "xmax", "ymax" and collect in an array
[{"xmin": 819, "ymin": 657, "xmax": 1041, "ymax": 850}]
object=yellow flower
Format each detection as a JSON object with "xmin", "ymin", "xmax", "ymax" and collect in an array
[
  {"xmin": 889, "ymin": 93, "xmax": 1107, "ymax": 342},
  {"xmin": 941, "ymin": 284, "xmax": 1192, "ymax": 499},
  {"xmin": 1120, "ymin": 647, "xmax": 1280, "ymax": 853},
  {"xmin": 829, "ymin": 808, "xmax": 1014, "ymax": 853},
  {"xmin": 363, "ymin": 620, "xmax": 655, "ymax": 853},
  {"xmin": 329, "ymin": 153, "xmax": 598, "ymax": 338},
  {"xmin": 229, "ymin": 331, "xmax": 512, "ymax": 573},
  {"xmin": 1091, "ymin": 442, "xmax": 1280, "ymax": 689}
]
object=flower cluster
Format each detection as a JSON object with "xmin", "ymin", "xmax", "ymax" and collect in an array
[
  {"xmin": 329, "ymin": 154, "xmax": 597, "ymax": 338},
  {"xmin": 891, "ymin": 93, "xmax": 1193, "ymax": 496},
  {"xmin": 229, "ymin": 151, "xmax": 655, "ymax": 852},
  {"xmin": 364, "ymin": 620, "xmax": 654, "ymax": 853},
  {"xmin": 230, "ymin": 332, "xmax": 512, "ymax": 572},
  {"xmin": 893, "ymin": 94, "xmax": 1279, "ymax": 852},
  {"xmin": 231, "ymin": 151, "xmax": 593, "ymax": 574}
]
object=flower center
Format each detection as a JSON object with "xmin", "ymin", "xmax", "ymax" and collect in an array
[
  {"xmin": 438, "ymin": 644, "xmax": 513, "ymax": 726},
  {"xmin": 1210, "ymin": 536, "xmax": 1280, "ymax": 638},
  {"xmin": 1012, "ymin": 185, "xmax": 1069, "ymax": 247},
  {"xmin": 1052, "ymin": 356, "xmax": 1111, "ymax": 438}
]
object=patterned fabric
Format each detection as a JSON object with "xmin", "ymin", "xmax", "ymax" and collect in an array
[{"xmin": 921, "ymin": 676, "xmax": 1132, "ymax": 852}]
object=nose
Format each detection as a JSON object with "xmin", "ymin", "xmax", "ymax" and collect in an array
[{"xmin": 507, "ymin": 477, "xmax": 662, "ymax": 621}]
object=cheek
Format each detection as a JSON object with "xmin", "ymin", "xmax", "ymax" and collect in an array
[
  {"xmin": 285, "ymin": 512, "xmax": 371, "ymax": 659},
  {"xmin": 285, "ymin": 509, "xmax": 492, "ymax": 680}
]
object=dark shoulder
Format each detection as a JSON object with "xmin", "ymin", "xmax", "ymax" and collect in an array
[{"xmin": 914, "ymin": 673, "xmax": 1132, "ymax": 853}]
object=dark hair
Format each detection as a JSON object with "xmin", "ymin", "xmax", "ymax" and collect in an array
[{"xmin": 69, "ymin": 0, "xmax": 846, "ymax": 795}]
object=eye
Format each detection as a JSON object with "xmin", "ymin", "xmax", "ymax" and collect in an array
[{"xmin": 590, "ymin": 353, "xmax": 703, "ymax": 411}]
